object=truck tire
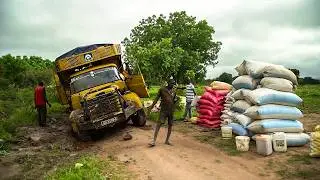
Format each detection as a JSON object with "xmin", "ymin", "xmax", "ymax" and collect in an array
[
  {"xmin": 132, "ymin": 109, "xmax": 146, "ymax": 127},
  {"xmin": 76, "ymin": 130, "xmax": 91, "ymax": 141},
  {"xmin": 71, "ymin": 125, "xmax": 91, "ymax": 141}
]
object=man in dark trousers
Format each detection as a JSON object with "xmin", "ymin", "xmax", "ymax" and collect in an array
[
  {"xmin": 34, "ymin": 82, "xmax": 51, "ymax": 126},
  {"xmin": 181, "ymin": 79, "xmax": 196, "ymax": 121},
  {"xmin": 148, "ymin": 78, "xmax": 178, "ymax": 147}
]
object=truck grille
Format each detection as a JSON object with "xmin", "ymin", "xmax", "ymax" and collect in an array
[{"xmin": 86, "ymin": 91, "xmax": 122, "ymax": 121}]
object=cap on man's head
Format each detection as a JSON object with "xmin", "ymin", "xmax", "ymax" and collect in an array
[{"xmin": 167, "ymin": 77, "xmax": 176, "ymax": 85}]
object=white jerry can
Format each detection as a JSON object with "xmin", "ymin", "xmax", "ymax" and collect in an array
[
  {"xmin": 272, "ymin": 132, "xmax": 287, "ymax": 152},
  {"xmin": 256, "ymin": 135, "xmax": 273, "ymax": 156}
]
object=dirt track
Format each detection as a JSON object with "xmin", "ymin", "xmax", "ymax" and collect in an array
[
  {"xmin": 5, "ymin": 114, "xmax": 320, "ymax": 180},
  {"xmin": 97, "ymin": 124, "xmax": 278, "ymax": 180}
]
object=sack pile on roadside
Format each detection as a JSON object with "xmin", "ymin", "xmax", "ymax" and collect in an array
[
  {"xmin": 221, "ymin": 60, "xmax": 310, "ymax": 147},
  {"xmin": 196, "ymin": 81, "xmax": 231, "ymax": 128}
]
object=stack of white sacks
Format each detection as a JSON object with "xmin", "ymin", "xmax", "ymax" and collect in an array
[{"xmin": 221, "ymin": 60, "xmax": 310, "ymax": 147}]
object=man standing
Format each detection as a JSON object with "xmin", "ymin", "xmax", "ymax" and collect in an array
[
  {"xmin": 148, "ymin": 78, "xmax": 177, "ymax": 147},
  {"xmin": 183, "ymin": 79, "xmax": 196, "ymax": 121},
  {"xmin": 34, "ymin": 82, "xmax": 51, "ymax": 127}
]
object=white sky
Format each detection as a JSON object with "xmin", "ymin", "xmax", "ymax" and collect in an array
[{"xmin": 0, "ymin": 0, "xmax": 319, "ymax": 78}]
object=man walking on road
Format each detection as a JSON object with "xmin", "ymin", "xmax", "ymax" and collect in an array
[
  {"xmin": 183, "ymin": 79, "xmax": 196, "ymax": 121},
  {"xmin": 34, "ymin": 81, "xmax": 51, "ymax": 127},
  {"xmin": 148, "ymin": 78, "xmax": 178, "ymax": 147},
  {"xmin": 177, "ymin": 79, "xmax": 196, "ymax": 122}
]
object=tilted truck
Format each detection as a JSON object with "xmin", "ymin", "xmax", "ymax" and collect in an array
[{"xmin": 53, "ymin": 44, "xmax": 149, "ymax": 139}]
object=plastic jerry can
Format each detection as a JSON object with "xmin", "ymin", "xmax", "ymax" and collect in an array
[
  {"xmin": 272, "ymin": 132, "xmax": 287, "ymax": 152},
  {"xmin": 256, "ymin": 135, "xmax": 273, "ymax": 156},
  {"xmin": 236, "ymin": 136, "xmax": 250, "ymax": 151},
  {"xmin": 221, "ymin": 126, "xmax": 232, "ymax": 139}
]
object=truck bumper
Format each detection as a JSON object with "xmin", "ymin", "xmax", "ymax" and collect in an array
[{"xmin": 78, "ymin": 113, "xmax": 126, "ymax": 131}]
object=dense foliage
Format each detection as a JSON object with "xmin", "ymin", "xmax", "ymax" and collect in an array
[
  {"xmin": 0, "ymin": 54, "xmax": 53, "ymax": 88},
  {"xmin": 0, "ymin": 54, "xmax": 62, "ymax": 141},
  {"xmin": 216, "ymin": 72, "xmax": 233, "ymax": 84},
  {"xmin": 123, "ymin": 11, "xmax": 222, "ymax": 84}
]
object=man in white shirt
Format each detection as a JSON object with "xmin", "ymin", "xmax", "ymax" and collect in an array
[{"xmin": 183, "ymin": 79, "xmax": 196, "ymax": 121}]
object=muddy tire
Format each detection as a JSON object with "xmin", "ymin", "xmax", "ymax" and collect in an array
[
  {"xmin": 132, "ymin": 109, "xmax": 146, "ymax": 127},
  {"xmin": 118, "ymin": 120, "xmax": 128, "ymax": 129},
  {"xmin": 71, "ymin": 126, "xmax": 91, "ymax": 141},
  {"xmin": 77, "ymin": 131, "xmax": 91, "ymax": 141}
]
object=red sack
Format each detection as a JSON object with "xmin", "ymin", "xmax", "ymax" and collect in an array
[
  {"xmin": 203, "ymin": 119, "xmax": 221, "ymax": 125},
  {"xmin": 197, "ymin": 109, "xmax": 213, "ymax": 116},
  {"xmin": 198, "ymin": 115, "xmax": 213, "ymax": 120},
  {"xmin": 196, "ymin": 119, "xmax": 221, "ymax": 128},
  {"xmin": 214, "ymin": 105, "xmax": 224, "ymax": 111},
  {"xmin": 213, "ymin": 90, "xmax": 230, "ymax": 97},
  {"xmin": 197, "ymin": 116, "xmax": 220, "ymax": 123},
  {"xmin": 198, "ymin": 105, "xmax": 214, "ymax": 112},
  {"xmin": 201, "ymin": 91, "xmax": 216, "ymax": 102},
  {"xmin": 198, "ymin": 99, "xmax": 215, "ymax": 107},
  {"xmin": 204, "ymin": 86, "xmax": 215, "ymax": 94}
]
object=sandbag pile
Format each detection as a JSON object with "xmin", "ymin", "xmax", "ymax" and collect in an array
[
  {"xmin": 224, "ymin": 60, "xmax": 310, "ymax": 147},
  {"xmin": 196, "ymin": 81, "xmax": 231, "ymax": 128}
]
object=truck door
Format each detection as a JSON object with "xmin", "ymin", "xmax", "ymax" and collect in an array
[
  {"xmin": 53, "ymin": 72, "xmax": 69, "ymax": 105},
  {"xmin": 126, "ymin": 74, "xmax": 149, "ymax": 98}
]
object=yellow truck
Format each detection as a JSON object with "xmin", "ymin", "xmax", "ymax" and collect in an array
[{"xmin": 54, "ymin": 44, "xmax": 148, "ymax": 139}]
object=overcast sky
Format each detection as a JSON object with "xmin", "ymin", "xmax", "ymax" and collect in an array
[{"xmin": 1, "ymin": 0, "xmax": 319, "ymax": 78}]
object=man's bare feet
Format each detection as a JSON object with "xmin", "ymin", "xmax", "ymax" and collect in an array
[
  {"xmin": 148, "ymin": 142, "xmax": 155, "ymax": 147},
  {"xmin": 165, "ymin": 141, "xmax": 173, "ymax": 146}
]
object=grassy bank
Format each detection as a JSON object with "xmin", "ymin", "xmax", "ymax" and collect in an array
[
  {"xmin": 0, "ymin": 86, "xmax": 65, "ymax": 141},
  {"xmin": 295, "ymin": 84, "xmax": 320, "ymax": 113},
  {"xmin": 46, "ymin": 155, "xmax": 132, "ymax": 180}
]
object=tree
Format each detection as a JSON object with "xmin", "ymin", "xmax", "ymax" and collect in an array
[
  {"xmin": 302, "ymin": 77, "xmax": 320, "ymax": 84},
  {"xmin": 123, "ymin": 11, "xmax": 222, "ymax": 84},
  {"xmin": 216, "ymin": 72, "xmax": 233, "ymax": 84},
  {"xmin": 0, "ymin": 54, "xmax": 53, "ymax": 88},
  {"xmin": 289, "ymin": 68, "xmax": 300, "ymax": 79}
]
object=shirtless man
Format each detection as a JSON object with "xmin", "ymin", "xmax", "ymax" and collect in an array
[{"xmin": 148, "ymin": 78, "xmax": 177, "ymax": 146}]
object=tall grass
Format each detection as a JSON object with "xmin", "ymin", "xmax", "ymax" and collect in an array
[{"xmin": 0, "ymin": 86, "xmax": 65, "ymax": 141}]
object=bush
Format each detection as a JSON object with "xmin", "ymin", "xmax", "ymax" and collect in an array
[
  {"xmin": 0, "ymin": 86, "xmax": 62, "ymax": 140},
  {"xmin": 48, "ymin": 102, "xmax": 67, "ymax": 114}
]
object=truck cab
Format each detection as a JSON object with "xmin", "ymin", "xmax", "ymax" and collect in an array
[{"xmin": 53, "ymin": 44, "xmax": 148, "ymax": 139}]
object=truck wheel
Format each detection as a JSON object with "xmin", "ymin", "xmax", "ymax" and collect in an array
[
  {"xmin": 132, "ymin": 109, "xmax": 146, "ymax": 127},
  {"xmin": 71, "ymin": 125, "xmax": 91, "ymax": 141}
]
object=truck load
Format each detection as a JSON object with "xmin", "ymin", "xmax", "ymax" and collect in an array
[{"xmin": 53, "ymin": 44, "xmax": 149, "ymax": 140}]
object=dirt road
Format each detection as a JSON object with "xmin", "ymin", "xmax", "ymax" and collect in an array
[
  {"xmin": 3, "ymin": 114, "xmax": 319, "ymax": 180},
  {"xmin": 97, "ymin": 124, "xmax": 277, "ymax": 180}
]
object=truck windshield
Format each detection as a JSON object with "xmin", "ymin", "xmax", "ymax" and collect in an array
[{"xmin": 70, "ymin": 67, "xmax": 120, "ymax": 93}]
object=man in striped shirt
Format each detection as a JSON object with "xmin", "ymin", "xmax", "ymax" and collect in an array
[{"xmin": 183, "ymin": 79, "xmax": 196, "ymax": 121}]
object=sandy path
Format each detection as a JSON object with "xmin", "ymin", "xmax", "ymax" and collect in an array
[{"xmin": 98, "ymin": 125, "xmax": 277, "ymax": 180}]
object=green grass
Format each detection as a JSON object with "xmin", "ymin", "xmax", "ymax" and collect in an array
[
  {"xmin": 147, "ymin": 86, "xmax": 160, "ymax": 100},
  {"xmin": 273, "ymin": 154, "xmax": 320, "ymax": 179},
  {"xmin": 290, "ymin": 169, "xmax": 319, "ymax": 179},
  {"xmin": 296, "ymin": 84, "xmax": 320, "ymax": 113},
  {"xmin": 287, "ymin": 154, "xmax": 313, "ymax": 165},
  {"xmin": 46, "ymin": 155, "xmax": 131, "ymax": 180},
  {"xmin": 276, "ymin": 167, "xmax": 319, "ymax": 180},
  {"xmin": 0, "ymin": 86, "xmax": 65, "ymax": 141}
]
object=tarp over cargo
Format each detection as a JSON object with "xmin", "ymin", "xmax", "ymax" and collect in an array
[{"xmin": 56, "ymin": 44, "xmax": 113, "ymax": 60}]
